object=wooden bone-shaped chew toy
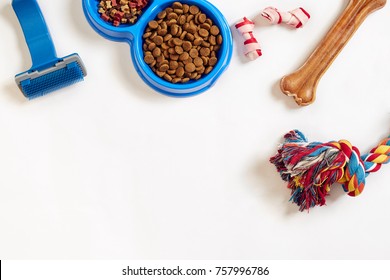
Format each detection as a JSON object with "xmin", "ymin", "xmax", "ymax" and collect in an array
[{"xmin": 280, "ymin": 0, "xmax": 387, "ymax": 106}]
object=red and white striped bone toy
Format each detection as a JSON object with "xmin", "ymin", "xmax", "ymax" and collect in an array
[
  {"xmin": 234, "ymin": 17, "xmax": 262, "ymax": 61},
  {"xmin": 261, "ymin": 7, "xmax": 310, "ymax": 28}
]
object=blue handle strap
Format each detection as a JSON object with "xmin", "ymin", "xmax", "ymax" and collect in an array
[{"xmin": 12, "ymin": 0, "xmax": 58, "ymax": 69}]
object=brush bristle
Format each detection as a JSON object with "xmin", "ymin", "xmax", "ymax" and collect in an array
[{"xmin": 20, "ymin": 61, "xmax": 84, "ymax": 99}]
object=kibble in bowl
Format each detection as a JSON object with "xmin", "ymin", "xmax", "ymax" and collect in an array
[
  {"xmin": 143, "ymin": 2, "xmax": 224, "ymax": 86},
  {"xmin": 82, "ymin": 0, "xmax": 233, "ymax": 97},
  {"xmin": 97, "ymin": 0, "xmax": 150, "ymax": 26}
]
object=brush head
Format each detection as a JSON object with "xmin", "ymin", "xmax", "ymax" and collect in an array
[{"xmin": 15, "ymin": 54, "xmax": 87, "ymax": 99}]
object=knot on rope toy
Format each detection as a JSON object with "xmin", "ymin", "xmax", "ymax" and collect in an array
[
  {"xmin": 261, "ymin": 7, "xmax": 310, "ymax": 28},
  {"xmin": 234, "ymin": 17, "xmax": 262, "ymax": 61},
  {"xmin": 270, "ymin": 130, "xmax": 390, "ymax": 211}
]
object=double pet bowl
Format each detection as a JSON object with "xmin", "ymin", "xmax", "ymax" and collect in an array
[{"xmin": 82, "ymin": 0, "xmax": 233, "ymax": 97}]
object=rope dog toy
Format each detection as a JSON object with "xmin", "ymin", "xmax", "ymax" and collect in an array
[
  {"xmin": 234, "ymin": 17, "xmax": 262, "ymax": 61},
  {"xmin": 261, "ymin": 7, "xmax": 310, "ymax": 28},
  {"xmin": 270, "ymin": 130, "xmax": 390, "ymax": 211}
]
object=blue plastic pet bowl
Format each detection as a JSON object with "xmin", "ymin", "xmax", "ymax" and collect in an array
[{"xmin": 82, "ymin": 0, "xmax": 233, "ymax": 97}]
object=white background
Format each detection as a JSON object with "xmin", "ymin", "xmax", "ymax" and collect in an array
[{"xmin": 0, "ymin": 0, "xmax": 389, "ymax": 259}]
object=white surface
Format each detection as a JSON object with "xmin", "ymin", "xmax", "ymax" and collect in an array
[{"xmin": 0, "ymin": 0, "xmax": 390, "ymax": 259}]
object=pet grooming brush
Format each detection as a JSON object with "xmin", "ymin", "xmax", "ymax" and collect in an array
[{"xmin": 12, "ymin": 0, "xmax": 87, "ymax": 99}]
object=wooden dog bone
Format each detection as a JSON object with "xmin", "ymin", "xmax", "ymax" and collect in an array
[{"xmin": 280, "ymin": 0, "xmax": 386, "ymax": 106}]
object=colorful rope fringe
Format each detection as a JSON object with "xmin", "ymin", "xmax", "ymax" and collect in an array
[{"xmin": 270, "ymin": 130, "xmax": 390, "ymax": 211}]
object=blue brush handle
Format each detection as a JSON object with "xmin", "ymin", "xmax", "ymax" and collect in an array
[{"xmin": 12, "ymin": 0, "xmax": 58, "ymax": 69}]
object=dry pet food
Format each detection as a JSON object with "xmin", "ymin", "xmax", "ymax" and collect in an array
[
  {"xmin": 143, "ymin": 2, "xmax": 223, "ymax": 84},
  {"xmin": 98, "ymin": 0, "xmax": 149, "ymax": 26}
]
